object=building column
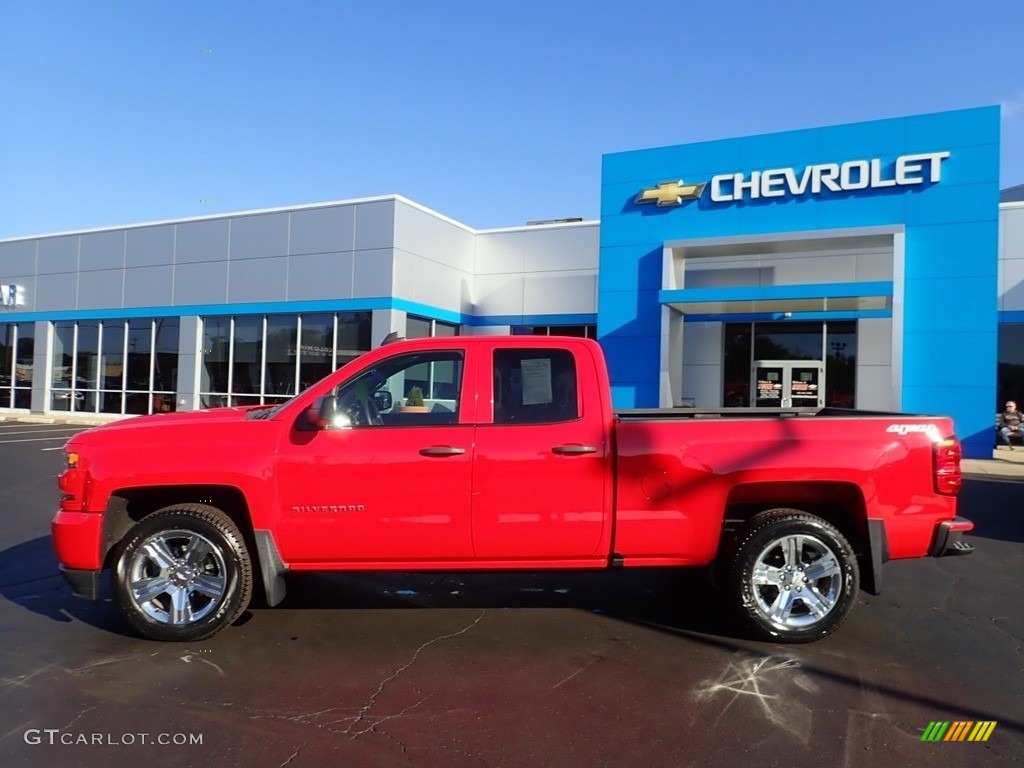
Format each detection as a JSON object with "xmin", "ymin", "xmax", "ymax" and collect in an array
[
  {"xmin": 659, "ymin": 306, "xmax": 683, "ymax": 407},
  {"xmin": 372, "ymin": 309, "xmax": 406, "ymax": 348},
  {"xmin": 30, "ymin": 320, "xmax": 50, "ymax": 413},
  {"xmin": 175, "ymin": 317, "xmax": 201, "ymax": 412}
]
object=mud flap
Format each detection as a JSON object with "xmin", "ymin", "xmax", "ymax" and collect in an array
[
  {"xmin": 860, "ymin": 518, "xmax": 889, "ymax": 596},
  {"xmin": 254, "ymin": 529, "xmax": 289, "ymax": 607}
]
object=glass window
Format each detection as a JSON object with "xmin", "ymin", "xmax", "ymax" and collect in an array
[
  {"xmin": 402, "ymin": 356, "xmax": 460, "ymax": 404},
  {"xmin": 407, "ymin": 315, "xmax": 460, "ymax": 340},
  {"xmin": 753, "ymin": 321, "xmax": 823, "ymax": 361},
  {"xmin": 998, "ymin": 324, "xmax": 1024, "ymax": 410},
  {"xmin": 724, "ymin": 321, "xmax": 854, "ymax": 408},
  {"xmin": 723, "ymin": 323, "xmax": 753, "ymax": 407},
  {"xmin": 152, "ymin": 318, "xmax": 178, "ymax": 412},
  {"xmin": 51, "ymin": 323, "xmax": 75, "ymax": 411},
  {"xmin": 0, "ymin": 324, "xmax": 13, "ymax": 407},
  {"xmin": 433, "ymin": 320, "xmax": 459, "ymax": 337},
  {"xmin": 44, "ymin": 319, "xmax": 177, "ymax": 415},
  {"xmin": 14, "ymin": 323, "xmax": 33, "ymax": 408},
  {"xmin": 493, "ymin": 349, "xmax": 579, "ymax": 424},
  {"xmin": 336, "ymin": 312, "xmax": 371, "ymax": 369},
  {"xmin": 299, "ymin": 314, "xmax": 333, "ymax": 390},
  {"xmin": 153, "ymin": 319, "xmax": 178, "ymax": 390},
  {"xmin": 428, "ymin": 357, "xmax": 460, "ymax": 400},
  {"xmin": 556, "ymin": 325, "xmax": 587, "ymax": 338},
  {"xmin": 65, "ymin": 323, "xmax": 98, "ymax": 411},
  {"xmin": 126, "ymin": 319, "xmax": 153, "ymax": 415},
  {"xmin": 127, "ymin": 319, "xmax": 153, "ymax": 392},
  {"xmin": 265, "ymin": 315, "xmax": 297, "ymax": 399},
  {"xmin": 232, "ymin": 316, "xmax": 263, "ymax": 396},
  {"xmin": 333, "ymin": 351, "xmax": 463, "ymax": 427},
  {"xmin": 201, "ymin": 317, "xmax": 230, "ymax": 395},
  {"xmin": 406, "ymin": 316, "xmax": 432, "ymax": 339},
  {"xmin": 52, "ymin": 323, "xmax": 74, "ymax": 385},
  {"xmin": 100, "ymin": 321, "xmax": 126, "ymax": 414},
  {"xmin": 512, "ymin": 324, "xmax": 596, "ymax": 339},
  {"xmin": 15, "ymin": 323, "xmax": 34, "ymax": 386},
  {"xmin": 202, "ymin": 312, "xmax": 371, "ymax": 409},
  {"xmin": 76, "ymin": 322, "xmax": 100, "ymax": 402}
]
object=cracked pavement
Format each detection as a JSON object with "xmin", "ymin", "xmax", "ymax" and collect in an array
[{"xmin": 0, "ymin": 426, "xmax": 1021, "ymax": 767}]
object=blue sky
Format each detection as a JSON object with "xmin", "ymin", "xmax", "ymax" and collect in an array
[{"xmin": 2, "ymin": 0, "xmax": 1022, "ymax": 239}]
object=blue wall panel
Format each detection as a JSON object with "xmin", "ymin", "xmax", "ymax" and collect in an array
[
  {"xmin": 903, "ymin": 276, "xmax": 997, "ymax": 334},
  {"xmin": 598, "ymin": 106, "xmax": 1000, "ymax": 457},
  {"xmin": 905, "ymin": 222, "xmax": 1001, "ymax": 279},
  {"xmin": 812, "ymin": 192, "xmax": 910, "ymax": 230},
  {"xmin": 902, "ymin": 331, "xmax": 997, "ymax": 388},
  {"xmin": 903, "ymin": 181, "xmax": 1000, "ymax": 226}
]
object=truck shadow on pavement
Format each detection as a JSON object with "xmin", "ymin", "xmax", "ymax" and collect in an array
[
  {"xmin": 280, "ymin": 567, "xmax": 739, "ymax": 629},
  {"xmin": 0, "ymin": 534, "xmax": 744, "ymax": 641},
  {"xmin": 959, "ymin": 478, "xmax": 1024, "ymax": 544},
  {"xmin": 0, "ymin": 535, "xmax": 122, "ymax": 633}
]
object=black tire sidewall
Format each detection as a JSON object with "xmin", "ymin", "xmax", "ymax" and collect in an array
[
  {"xmin": 113, "ymin": 507, "xmax": 250, "ymax": 642},
  {"xmin": 732, "ymin": 512, "xmax": 859, "ymax": 643}
]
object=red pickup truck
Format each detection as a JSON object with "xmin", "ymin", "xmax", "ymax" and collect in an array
[{"xmin": 52, "ymin": 336, "xmax": 973, "ymax": 644}]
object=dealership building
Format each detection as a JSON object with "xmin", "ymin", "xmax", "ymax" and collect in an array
[{"xmin": 0, "ymin": 105, "xmax": 1020, "ymax": 457}]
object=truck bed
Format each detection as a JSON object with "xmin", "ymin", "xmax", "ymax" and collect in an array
[{"xmin": 615, "ymin": 407, "xmax": 907, "ymax": 420}]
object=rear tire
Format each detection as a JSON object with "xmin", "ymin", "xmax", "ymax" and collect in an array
[
  {"xmin": 112, "ymin": 504, "xmax": 253, "ymax": 642},
  {"xmin": 728, "ymin": 509, "xmax": 859, "ymax": 643}
]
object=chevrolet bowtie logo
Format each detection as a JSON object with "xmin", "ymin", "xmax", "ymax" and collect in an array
[{"xmin": 635, "ymin": 179, "xmax": 706, "ymax": 206}]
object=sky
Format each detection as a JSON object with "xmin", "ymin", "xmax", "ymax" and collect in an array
[{"xmin": 1, "ymin": 0, "xmax": 1023, "ymax": 240}]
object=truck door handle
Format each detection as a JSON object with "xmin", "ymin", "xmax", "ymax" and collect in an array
[
  {"xmin": 419, "ymin": 446, "xmax": 466, "ymax": 457},
  {"xmin": 552, "ymin": 444, "xmax": 598, "ymax": 455}
]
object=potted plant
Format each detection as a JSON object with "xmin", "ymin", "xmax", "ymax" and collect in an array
[{"xmin": 396, "ymin": 386, "xmax": 429, "ymax": 413}]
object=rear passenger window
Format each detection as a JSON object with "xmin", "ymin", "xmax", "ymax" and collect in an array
[{"xmin": 493, "ymin": 349, "xmax": 578, "ymax": 424}]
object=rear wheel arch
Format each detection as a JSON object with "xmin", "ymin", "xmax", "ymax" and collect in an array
[{"xmin": 721, "ymin": 481, "xmax": 870, "ymax": 571}]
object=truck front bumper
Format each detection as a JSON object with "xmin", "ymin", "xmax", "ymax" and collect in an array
[
  {"xmin": 52, "ymin": 510, "xmax": 104, "ymax": 600},
  {"xmin": 929, "ymin": 516, "xmax": 975, "ymax": 557}
]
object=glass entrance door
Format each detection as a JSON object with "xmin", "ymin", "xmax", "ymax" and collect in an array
[{"xmin": 752, "ymin": 361, "xmax": 824, "ymax": 408}]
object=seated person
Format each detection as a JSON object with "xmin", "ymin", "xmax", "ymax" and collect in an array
[{"xmin": 996, "ymin": 400, "xmax": 1022, "ymax": 450}]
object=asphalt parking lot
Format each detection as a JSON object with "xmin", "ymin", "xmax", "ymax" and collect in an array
[{"xmin": 0, "ymin": 422, "xmax": 1021, "ymax": 768}]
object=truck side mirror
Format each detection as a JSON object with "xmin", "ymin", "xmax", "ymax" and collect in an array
[
  {"xmin": 373, "ymin": 391, "xmax": 393, "ymax": 412},
  {"xmin": 307, "ymin": 396, "xmax": 352, "ymax": 430}
]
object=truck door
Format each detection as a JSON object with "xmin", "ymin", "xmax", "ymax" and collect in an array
[
  {"xmin": 471, "ymin": 345, "xmax": 610, "ymax": 560},
  {"xmin": 275, "ymin": 349, "xmax": 475, "ymax": 563}
]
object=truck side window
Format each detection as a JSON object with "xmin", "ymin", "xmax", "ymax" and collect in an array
[
  {"xmin": 493, "ymin": 349, "xmax": 578, "ymax": 424},
  {"xmin": 336, "ymin": 351, "xmax": 463, "ymax": 427}
]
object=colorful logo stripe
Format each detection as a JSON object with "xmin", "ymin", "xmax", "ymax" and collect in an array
[
  {"xmin": 966, "ymin": 722, "xmax": 998, "ymax": 742},
  {"xmin": 921, "ymin": 721, "xmax": 997, "ymax": 742}
]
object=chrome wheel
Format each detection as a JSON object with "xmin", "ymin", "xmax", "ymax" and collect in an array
[
  {"xmin": 749, "ymin": 533, "xmax": 842, "ymax": 631},
  {"xmin": 113, "ymin": 504, "xmax": 253, "ymax": 641},
  {"xmin": 729, "ymin": 509, "xmax": 858, "ymax": 643},
  {"xmin": 126, "ymin": 529, "xmax": 228, "ymax": 625}
]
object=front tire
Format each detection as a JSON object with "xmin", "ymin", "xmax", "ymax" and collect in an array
[
  {"xmin": 113, "ymin": 504, "xmax": 253, "ymax": 642},
  {"xmin": 728, "ymin": 509, "xmax": 859, "ymax": 643}
]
